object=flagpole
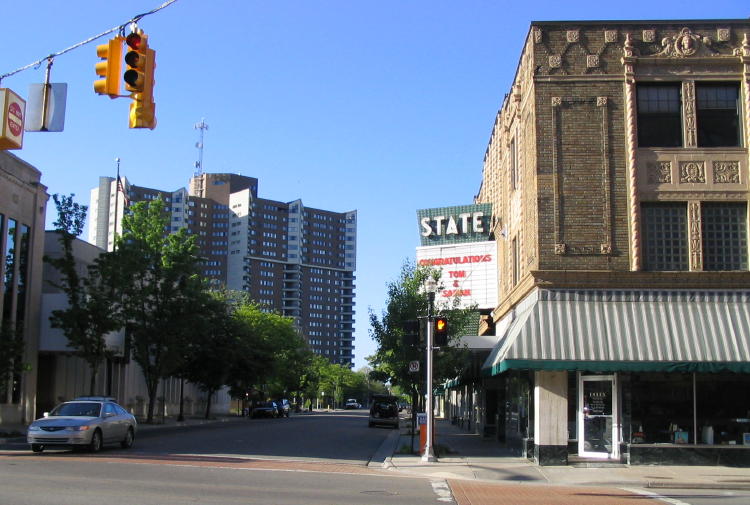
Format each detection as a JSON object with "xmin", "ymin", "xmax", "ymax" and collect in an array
[{"xmin": 113, "ymin": 157, "xmax": 120, "ymax": 252}]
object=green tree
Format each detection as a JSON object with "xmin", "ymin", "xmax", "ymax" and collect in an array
[
  {"xmin": 368, "ymin": 260, "xmax": 472, "ymax": 414},
  {"xmin": 319, "ymin": 362, "xmax": 358, "ymax": 409},
  {"xmin": 45, "ymin": 194, "xmax": 120, "ymax": 395},
  {"xmin": 182, "ymin": 291, "xmax": 236, "ymax": 419},
  {"xmin": 114, "ymin": 198, "xmax": 203, "ymax": 423}
]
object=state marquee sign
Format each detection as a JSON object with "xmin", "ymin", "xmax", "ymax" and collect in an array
[{"xmin": 416, "ymin": 204, "xmax": 497, "ymax": 310}]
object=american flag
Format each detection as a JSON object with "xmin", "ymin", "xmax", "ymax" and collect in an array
[{"xmin": 117, "ymin": 177, "xmax": 130, "ymax": 206}]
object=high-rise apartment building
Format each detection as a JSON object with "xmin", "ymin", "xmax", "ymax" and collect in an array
[{"xmin": 89, "ymin": 172, "xmax": 356, "ymax": 366}]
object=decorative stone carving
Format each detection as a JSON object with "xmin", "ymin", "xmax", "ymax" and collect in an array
[
  {"xmin": 587, "ymin": 55, "xmax": 600, "ymax": 68},
  {"xmin": 596, "ymin": 96, "xmax": 607, "ymax": 107},
  {"xmin": 643, "ymin": 29, "xmax": 656, "ymax": 43},
  {"xmin": 549, "ymin": 55, "xmax": 562, "ymax": 68},
  {"xmin": 551, "ymin": 96, "xmax": 562, "ymax": 107},
  {"xmin": 533, "ymin": 27, "xmax": 543, "ymax": 43},
  {"xmin": 567, "ymin": 30, "xmax": 580, "ymax": 43},
  {"xmin": 717, "ymin": 28, "xmax": 730, "ymax": 42},
  {"xmin": 647, "ymin": 161, "xmax": 672, "ymax": 184},
  {"xmin": 713, "ymin": 161, "xmax": 740, "ymax": 183},
  {"xmin": 659, "ymin": 27, "xmax": 715, "ymax": 57},
  {"xmin": 555, "ymin": 243, "xmax": 567, "ymax": 255},
  {"xmin": 600, "ymin": 244, "xmax": 612, "ymax": 255},
  {"xmin": 682, "ymin": 81, "xmax": 696, "ymax": 147},
  {"xmin": 605, "ymin": 30, "xmax": 617, "ymax": 43},
  {"xmin": 688, "ymin": 202, "xmax": 702, "ymax": 272},
  {"xmin": 679, "ymin": 161, "xmax": 706, "ymax": 183}
]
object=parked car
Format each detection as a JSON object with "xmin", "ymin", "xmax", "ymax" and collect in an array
[
  {"xmin": 27, "ymin": 396, "xmax": 137, "ymax": 453},
  {"xmin": 368, "ymin": 395, "xmax": 400, "ymax": 428},
  {"xmin": 345, "ymin": 399, "xmax": 360, "ymax": 409},
  {"xmin": 251, "ymin": 401, "xmax": 279, "ymax": 418},
  {"xmin": 275, "ymin": 399, "xmax": 291, "ymax": 417}
]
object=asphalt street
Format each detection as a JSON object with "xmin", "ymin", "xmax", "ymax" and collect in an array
[{"xmin": 3, "ymin": 410, "xmax": 750, "ymax": 504}]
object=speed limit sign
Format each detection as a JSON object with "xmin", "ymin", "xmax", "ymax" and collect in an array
[{"xmin": 409, "ymin": 360, "xmax": 420, "ymax": 373}]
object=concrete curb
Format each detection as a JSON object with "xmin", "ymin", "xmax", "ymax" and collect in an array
[{"xmin": 368, "ymin": 427, "xmax": 401, "ymax": 469}]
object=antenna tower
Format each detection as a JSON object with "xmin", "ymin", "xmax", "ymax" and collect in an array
[{"xmin": 194, "ymin": 118, "xmax": 209, "ymax": 176}]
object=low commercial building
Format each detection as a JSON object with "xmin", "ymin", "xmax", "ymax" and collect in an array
[
  {"xmin": 450, "ymin": 19, "xmax": 750, "ymax": 466},
  {"xmin": 0, "ymin": 152, "xmax": 48, "ymax": 424}
]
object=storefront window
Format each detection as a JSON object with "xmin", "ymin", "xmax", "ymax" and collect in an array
[
  {"xmin": 696, "ymin": 374, "xmax": 750, "ymax": 445},
  {"xmin": 628, "ymin": 373, "xmax": 693, "ymax": 444},
  {"xmin": 625, "ymin": 373, "xmax": 750, "ymax": 446}
]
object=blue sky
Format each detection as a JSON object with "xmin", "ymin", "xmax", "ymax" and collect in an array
[{"xmin": 2, "ymin": 1, "xmax": 747, "ymax": 369}]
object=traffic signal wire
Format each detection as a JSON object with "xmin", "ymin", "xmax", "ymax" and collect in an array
[{"xmin": 0, "ymin": 0, "xmax": 178, "ymax": 85}]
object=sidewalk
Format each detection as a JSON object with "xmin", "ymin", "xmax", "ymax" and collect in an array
[{"xmin": 383, "ymin": 417, "xmax": 750, "ymax": 491}]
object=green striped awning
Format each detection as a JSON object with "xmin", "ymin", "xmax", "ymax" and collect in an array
[{"xmin": 483, "ymin": 289, "xmax": 750, "ymax": 376}]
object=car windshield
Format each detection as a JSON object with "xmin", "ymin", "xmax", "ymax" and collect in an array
[{"xmin": 49, "ymin": 402, "xmax": 101, "ymax": 417}]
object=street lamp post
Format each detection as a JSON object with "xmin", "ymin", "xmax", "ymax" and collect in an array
[{"xmin": 422, "ymin": 277, "xmax": 437, "ymax": 462}]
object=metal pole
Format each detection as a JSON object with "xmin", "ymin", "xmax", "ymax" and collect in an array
[
  {"xmin": 422, "ymin": 291, "xmax": 436, "ymax": 462},
  {"xmin": 113, "ymin": 158, "xmax": 120, "ymax": 251}
]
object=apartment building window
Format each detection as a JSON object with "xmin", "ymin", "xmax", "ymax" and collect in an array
[
  {"xmin": 637, "ymin": 84, "xmax": 682, "ymax": 147},
  {"xmin": 702, "ymin": 202, "xmax": 747, "ymax": 271},
  {"xmin": 642, "ymin": 203, "xmax": 688, "ymax": 271},
  {"xmin": 696, "ymin": 83, "xmax": 741, "ymax": 147}
]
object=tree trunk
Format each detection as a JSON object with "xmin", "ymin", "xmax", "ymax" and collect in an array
[
  {"xmin": 204, "ymin": 389, "xmax": 213, "ymax": 419},
  {"xmin": 177, "ymin": 377, "xmax": 185, "ymax": 422},
  {"xmin": 146, "ymin": 380, "xmax": 158, "ymax": 423},
  {"xmin": 89, "ymin": 366, "xmax": 98, "ymax": 396}
]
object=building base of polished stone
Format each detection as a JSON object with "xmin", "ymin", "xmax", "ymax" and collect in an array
[
  {"xmin": 534, "ymin": 444, "xmax": 568, "ymax": 466},
  {"xmin": 628, "ymin": 444, "xmax": 750, "ymax": 466}
]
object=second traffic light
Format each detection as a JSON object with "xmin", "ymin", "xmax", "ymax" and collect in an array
[
  {"xmin": 403, "ymin": 320, "xmax": 421, "ymax": 347},
  {"xmin": 94, "ymin": 36, "xmax": 123, "ymax": 98},
  {"xmin": 124, "ymin": 30, "xmax": 156, "ymax": 129},
  {"xmin": 434, "ymin": 316, "xmax": 448, "ymax": 347}
]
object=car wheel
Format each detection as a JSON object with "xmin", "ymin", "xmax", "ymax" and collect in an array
[
  {"xmin": 31, "ymin": 444, "xmax": 44, "ymax": 453},
  {"xmin": 89, "ymin": 430, "xmax": 103, "ymax": 453},
  {"xmin": 121, "ymin": 427, "xmax": 135, "ymax": 449}
]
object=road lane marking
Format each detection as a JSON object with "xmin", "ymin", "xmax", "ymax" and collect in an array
[{"xmin": 621, "ymin": 487, "xmax": 693, "ymax": 505}]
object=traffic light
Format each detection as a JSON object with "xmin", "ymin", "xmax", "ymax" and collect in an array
[
  {"xmin": 403, "ymin": 320, "xmax": 421, "ymax": 347},
  {"xmin": 94, "ymin": 36, "xmax": 123, "ymax": 98},
  {"xmin": 123, "ymin": 30, "xmax": 156, "ymax": 129},
  {"xmin": 434, "ymin": 316, "xmax": 448, "ymax": 347}
]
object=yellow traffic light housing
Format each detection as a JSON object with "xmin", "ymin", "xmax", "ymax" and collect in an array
[
  {"xmin": 94, "ymin": 36, "xmax": 123, "ymax": 98},
  {"xmin": 124, "ymin": 30, "xmax": 156, "ymax": 129}
]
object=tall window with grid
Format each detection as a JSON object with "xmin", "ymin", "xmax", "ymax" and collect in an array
[
  {"xmin": 642, "ymin": 203, "xmax": 689, "ymax": 271},
  {"xmin": 702, "ymin": 202, "xmax": 747, "ymax": 271}
]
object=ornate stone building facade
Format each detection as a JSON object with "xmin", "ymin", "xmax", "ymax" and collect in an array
[{"xmin": 468, "ymin": 20, "xmax": 750, "ymax": 465}]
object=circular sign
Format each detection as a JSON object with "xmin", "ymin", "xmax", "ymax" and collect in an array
[{"xmin": 8, "ymin": 101, "xmax": 23, "ymax": 136}]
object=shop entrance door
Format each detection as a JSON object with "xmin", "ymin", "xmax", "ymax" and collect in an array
[{"xmin": 578, "ymin": 374, "xmax": 619, "ymax": 459}]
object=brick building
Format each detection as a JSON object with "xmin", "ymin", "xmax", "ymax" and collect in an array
[
  {"xmin": 89, "ymin": 172, "xmax": 356, "ymax": 366},
  {"xmin": 449, "ymin": 20, "xmax": 750, "ymax": 465}
]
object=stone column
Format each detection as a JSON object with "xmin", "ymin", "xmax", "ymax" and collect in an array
[{"xmin": 533, "ymin": 370, "xmax": 568, "ymax": 465}]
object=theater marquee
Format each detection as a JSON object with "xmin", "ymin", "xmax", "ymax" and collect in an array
[{"xmin": 416, "ymin": 204, "xmax": 497, "ymax": 309}]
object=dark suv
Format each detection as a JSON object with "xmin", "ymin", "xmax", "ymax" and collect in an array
[{"xmin": 368, "ymin": 395, "xmax": 400, "ymax": 429}]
